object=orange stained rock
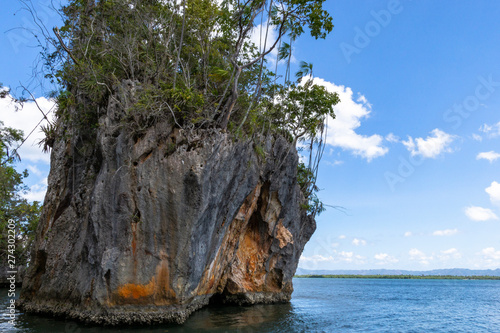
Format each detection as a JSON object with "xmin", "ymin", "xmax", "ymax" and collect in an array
[
  {"xmin": 276, "ymin": 220, "xmax": 293, "ymax": 248},
  {"xmin": 117, "ymin": 280, "xmax": 155, "ymax": 299},
  {"xmin": 194, "ymin": 183, "xmax": 263, "ymax": 296},
  {"xmin": 226, "ymin": 186, "xmax": 288, "ymax": 294},
  {"xmin": 113, "ymin": 258, "xmax": 176, "ymax": 305},
  {"xmin": 131, "ymin": 222, "xmax": 137, "ymax": 256}
]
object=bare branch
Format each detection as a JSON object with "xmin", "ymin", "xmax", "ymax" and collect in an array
[
  {"xmin": 53, "ymin": 27, "xmax": 80, "ymax": 65},
  {"xmin": 20, "ymin": 84, "xmax": 52, "ymax": 124}
]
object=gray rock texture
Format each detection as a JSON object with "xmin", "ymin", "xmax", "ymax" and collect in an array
[{"xmin": 18, "ymin": 81, "xmax": 316, "ymax": 325}]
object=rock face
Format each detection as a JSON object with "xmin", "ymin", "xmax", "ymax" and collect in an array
[{"xmin": 19, "ymin": 82, "xmax": 316, "ymax": 325}]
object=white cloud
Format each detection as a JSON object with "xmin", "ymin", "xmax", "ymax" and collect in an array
[
  {"xmin": 299, "ymin": 254, "xmax": 335, "ymax": 263},
  {"xmin": 478, "ymin": 247, "xmax": 500, "ymax": 267},
  {"xmin": 409, "ymin": 248, "xmax": 424, "ymax": 257},
  {"xmin": 338, "ymin": 251, "xmax": 354, "ymax": 261},
  {"xmin": 326, "ymin": 160, "xmax": 344, "ymax": 167},
  {"xmin": 299, "ymin": 250, "xmax": 365, "ymax": 266},
  {"xmin": 402, "ymin": 129, "xmax": 457, "ymax": 159},
  {"xmin": 374, "ymin": 253, "xmax": 399, "ymax": 264},
  {"xmin": 486, "ymin": 181, "xmax": 500, "ymax": 206},
  {"xmin": 438, "ymin": 248, "xmax": 462, "ymax": 260},
  {"xmin": 0, "ymin": 94, "xmax": 55, "ymax": 164},
  {"xmin": 27, "ymin": 164, "xmax": 43, "ymax": 176},
  {"xmin": 441, "ymin": 248, "xmax": 460, "ymax": 255},
  {"xmin": 465, "ymin": 206, "xmax": 498, "ymax": 221},
  {"xmin": 477, "ymin": 151, "xmax": 500, "ymax": 163},
  {"xmin": 409, "ymin": 248, "xmax": 433, "ymax": 265},
  {"xmin": 352, "ymin": 238, "xmax": 367, "ymax": 246},
  {"xmin": 385, "ymin": 133, "xmax": 400, "ymax": 143},
  {"xmin": 338, "ymin": 235, "xmax": 346, "ymax": 239},
  {"xmin": 250, "ymin": 24, "xmax": 277, "ymax": 55},
  {"xmin": 432, "ymin": 229, "xmax": 458, "ymax": 236},
  {"xmin": 22, "ymin": 178, "xmax": 48, "ymax": 202},
  {"xmin": 472, "ymin": 133, "xmax": 483, "ymax": 142},
  {"xmin": 337, "ymin": 251, "xmax": 365, "ymax": 263},
  {"xmin": 249, "ymin": 24, "xmax": 296, "ymax": 65},
  {"xmin": 481, "ymin": 247, "xmax": 500, "ymax": 259},
  {"xmin": 404, "ymin": 231, "xmax": 413, "ymax": 237},
  {"xmin": 312, "ymin": 77, "xmax": 388, "ymax": 162},
  {"xmin": 479, "ymin": 121, "xmax": 500, "ymax": 138}
]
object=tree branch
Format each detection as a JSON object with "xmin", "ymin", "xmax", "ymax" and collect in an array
[{"xmin": 53, "ymin": 27, "xmax": 80, "ymax": 65}]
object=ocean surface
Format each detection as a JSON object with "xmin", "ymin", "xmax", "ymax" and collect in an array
[{"xmin": 2, "ymin": 278, "xmax": 500, "ymax": 332}]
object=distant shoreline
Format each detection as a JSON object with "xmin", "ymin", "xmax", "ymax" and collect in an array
[{"xmin": 294, "ymin": 274, "xmax": 500, "ymax": 280}]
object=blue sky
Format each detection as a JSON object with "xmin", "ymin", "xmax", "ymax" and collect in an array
[{"xmin": 1, "ymin": 0, "xmax": 500, "ymax": 270}]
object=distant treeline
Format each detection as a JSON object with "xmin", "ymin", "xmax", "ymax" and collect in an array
[{"xmin": 295, "ymin": 275, "xmax": 500, "ymax": 280}]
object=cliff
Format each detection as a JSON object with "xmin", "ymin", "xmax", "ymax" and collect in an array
[{"xmin": 18, "ymin": 81, "xmax": 316, "ymax": 325}]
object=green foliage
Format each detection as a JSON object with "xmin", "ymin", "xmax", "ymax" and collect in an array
[
  {"xmin": 0, "ymin": 83, "xmax": 9, "ymax": 99},
  {"xmin": 265, "ymin": 78, "xmax": 339, "ymax": 140},
  {"xmin": 40, "ymin": 0, "xmax": 336, "ymax": 217},
  {"xmin": 254, "ymin": 143, "xmax": 266, "ymax": 160},
  {"xmin": 0, "ymin": 120, "xmax": 42, "ymax": 267},
  {"xmin": 0, "ymin": 121, "xmax": 23, "ymax": 164},
  {"xmin": 44, "ymin": 0, "xmax": 334, "ymax": 134},
  {"xmin": 48, "ymin": 0, "xmax": 237, "ymax": 131},
  {"xmin": 297, "ymin": 162, "xmax": 324, "ymax": 216},
  {"xmin": 39, "ymin": 122, "xmax": 57, "ymax": 153}
]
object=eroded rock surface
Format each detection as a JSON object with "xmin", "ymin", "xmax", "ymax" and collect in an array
[{"xmin": 19, "ymin": 81, "xmax": 316, "ymax": 325}]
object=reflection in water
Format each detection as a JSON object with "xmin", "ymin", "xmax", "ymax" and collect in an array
[
  {"xmin": 184, "ymin": 303, "xmax": 293, "ymax": 332},
  {"xmin": 1, "ymin": 290, "xmax": 294, "ymax": 333},
  {"xmin": 4, "ymin": 279, "xmax": 500, "ymax": 332}
]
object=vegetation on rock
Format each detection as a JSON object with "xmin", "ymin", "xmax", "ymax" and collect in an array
[{"xmin": 35, "ymin": 0, "xmax": 338, "ymax": 216}]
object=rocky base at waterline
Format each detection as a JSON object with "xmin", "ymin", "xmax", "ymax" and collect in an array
[{"xmin": 18, "ymin": 83, "xmax": 315, "ymax": 325}]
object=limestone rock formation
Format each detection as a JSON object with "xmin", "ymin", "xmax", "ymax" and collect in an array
[{"xmin": 19, "ymin": 82, "xmax": 316, "ymax": 325}]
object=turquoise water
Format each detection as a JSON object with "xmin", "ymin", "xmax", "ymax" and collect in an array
[{"xmin": 2, "ymin": 278, "xmax": 500, "ymax": 332}]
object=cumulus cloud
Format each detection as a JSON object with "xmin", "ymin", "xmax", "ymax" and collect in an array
[
  {"xmin": 402, "ymin": 129, "xmax": 457, "ymax": 159},
  {"xmin": 352, "ymin": 238, "xmax": 367, "ymax": 246},
  {"xmin": 438, "ymin": 248, "xmax": 462, "ymax": 260},
  {"xmin": 465, "ymin": 206, "xmax": 498, "ymax": 221},
  {"xmin": 480, "ymin": 247, "xmax": 500, "ymax": 259},
  {"xmin": 311, "ymin": 77, "xmax": 389, "ymax": 162},
  {"xmin": 409, "ymin": 248, "xmax": 424, "ymax": 258},
  {"xmin": 299, "ymin": 250, "xmax": 365, "ymax": 268},
  {"xmin": 0, "ymin": 93, "xmax": 55, "ymax": 164},
  {"xmin": 336, "ymin": 251, "xmax": 365, "ymax": 263},
  {"xmin": 477, "ymin": 151, "xmax": 500, "ymax": 163},
  {"xmin": 299, "ymin": 254, "xmax": 335, "ymax": 263},
  {"xmin": 404, "ymin": 231, "xmax": 413, "ymax": 237},
  {"xmin": 432, "ymin": 229, "xmax": 458, "ymax": 236},
  {"xmin": 479, "ymin": 121, "xmax": 500, "ymax": 138},
  {"xmin": 486, "ymin": 181, "xmax": 500, "ymax": 206},
  {"xmin": 374, "ymin": 253, "xmax": 399, "ymax": 264},
  {"xmin": 478, "ymin": 247, "xmax": 500, "ymax": 267},
  {"xmin": 409, "ymin": 248, "xmax": 433, "ymax": 265},
  {"xmin": 338, "ymin": 235, "xmax": 346, "ymax": 239}
]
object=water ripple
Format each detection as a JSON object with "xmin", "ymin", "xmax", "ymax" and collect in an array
[{"xmin": 2, "ymin": 279, "xmax": 500, "ymax": 332}]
